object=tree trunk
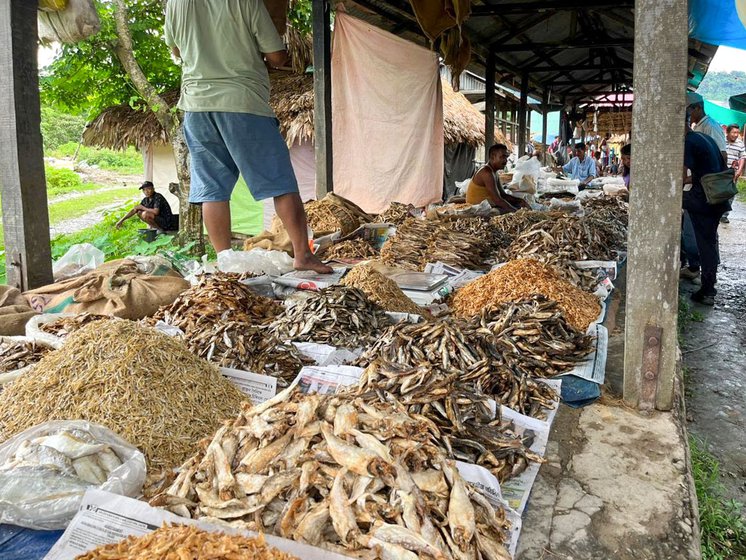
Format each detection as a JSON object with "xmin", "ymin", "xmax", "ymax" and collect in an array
[{"xmin": 111, "ymin": 0, "xmax": 202, "ymax": 249}]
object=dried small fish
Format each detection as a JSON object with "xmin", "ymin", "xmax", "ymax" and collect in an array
[
  {"xmin": 341, "ymin": 264, "xmax": 427, "ymax": 317},
  {"xmin": 37, "ymin": 313, "xmax": 112, "ymax": 338},
  {"xmin": 319, "ymin": 239, "xmax": 378, "ymax": 261},
  {"xmin": 305, "ymin": 194, "xmax": 373, "ymax": 235},
  {"xmin": 0, "ymin": 339, "xmax": 51, "ymax": 373},
  {"xmin": 270, "ymin": 286, "xmax": 391, "ymax": 348},
  {"xmin": 152, "ymin": 389, "xmax": 511, "ymax": 559},
  {"xmin": 375, "ymin": 201, "xmax": 415, "ymax": 225}
]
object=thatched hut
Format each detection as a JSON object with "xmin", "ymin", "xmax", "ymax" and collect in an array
[{"xmin": 83, "ymin": 72, "xmax": 504, "ymax": 233}]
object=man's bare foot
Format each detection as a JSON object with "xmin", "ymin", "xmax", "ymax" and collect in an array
[{"xmin": 294, "ymin": 252, "xmax": 334, "ymax": 274}]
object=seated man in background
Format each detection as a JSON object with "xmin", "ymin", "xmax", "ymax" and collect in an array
[
  {"xmin": 620, "ymin": 144, "xmax": 631, "ymax": 188},
  {"xmin": 466, "ymin": 143, "xmax": 524, "ymax": 213},
  {"xmin": 559, "ymin": 142, "xmax": 596, "ymax": 188},
  {"xmin": 116, "ymin": 181, "xmax": 179, "ymax": 232}
]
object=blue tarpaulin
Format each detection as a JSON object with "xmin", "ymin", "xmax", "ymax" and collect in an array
[
  {"xmin": 0, "ymin": 524, "xmax": 63, "ymax": 560},
  {"xmin": 689, "ymin": 0, "xmax": 746, "ymax": 48}
]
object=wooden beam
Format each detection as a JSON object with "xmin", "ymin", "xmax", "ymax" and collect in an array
[
  {"xmin": 473, "ymin": 0, "xmax": 633, "ymax": 15},
  {"xmin": 624, "ymin": 0, "xmax": 688, "ymax": 411},
  {"xmin": 312, "ymin": 0, "xmax": 333, "ymax": 197},
  {"xmin": 485, "ymin": 51, "xmax": 496, "ymax": 149},
  {"xmin": 518, "ymin": 73, "xmax": 529, "ymax": 153},
  {"xmin": 493, "ymin": 38, "xmax": 633, "ymax": 52},
  {"xmin": 529, "ymin": 63, "xmax": 632, "ymax": 72},
  {"xmin": 0, "ymin": 0, "xmax": 53, "ymax": 290}
]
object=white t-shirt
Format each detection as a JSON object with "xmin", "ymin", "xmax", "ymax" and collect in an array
[{"xmin": 692, "ymin": 115, "xmax": 727, "ymax": 153}]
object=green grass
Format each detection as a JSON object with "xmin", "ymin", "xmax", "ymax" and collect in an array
[
  {"xmin": 690, "ymin": 437, "xmax": 746, "ymax": 559},
  {"xmin": 47, "ymin": 188, "xmax": 136, "ymax": 225},
  {"xmin": 48, "ymin": 142, "xmax": 144, "ymax": 175},
  {"xmin": 737, "ymin": 178, "xmax": 746, "ymax": 202}
]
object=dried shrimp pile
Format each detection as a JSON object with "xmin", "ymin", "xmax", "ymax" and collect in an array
[
  {"xmin": 152, "ymin": 389, "xmax": 512, "ymax": 560},
  {"xmin": 0, "ymin": 321, "xmax": 245, "ymax": 470},
  {"xmin": 473, "ymin": 296, "xmax": 594, "ymax": 377},
  {"xmin": 186, "ymin": 322, "xmax": 312, "ymax": 386},
  {"xmin": 38, "ymin": 313, "xmax": 112, "ymax": 337},
  {"xmin": 0, "ymin": 339, "xmax": 51, "ymax": 373},
  {"xmin": 380, "ymin": 218, "xmax": 489, "ymax": 271},
  {"xmin": 353, "ymin": 361, "xmax": 542, "ymax": 482},
  {"xmin": 375, "ymin": 201, "xmax": 414, "ymax": 225},
  {"xmin": 270, "ymin": 286, "xmax": 390, "ymax": 348},
  {"xmin": 320, "ymin": 238, "xmax": 378, "ymax": 261},
  {"xmin": 150, "ymin": 273, "xmax": 281, "ymax": 332},
  {"xmin": 341, "ymin": 263, "xmax": 424, "ymax": 316},
  {"xmin": 452, "ymin": 259, "xmax": 601, "ymax": 331},
  {"xmin": 75, "ymin": 525, "xmax": 299, "ymax": 560}
]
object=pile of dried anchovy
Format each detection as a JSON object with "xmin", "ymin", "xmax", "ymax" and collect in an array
[
  {"xmin": 473, "ymin": 296, "xmax": 594, "ymax": 377},
  {"xmin": 270, "ymin": 286, "xmax": 390, "ymax": 348},
  {"xmin": 375, "ymin": 201, "xmax": 415, "ymax": 225},
  {"xmin": 186, "ymin": 322, "xmax": 312, "ymax": 386},
  {"xmin": 150, "ymin": 273, "xmax": 281, "ymax": 332},
  {"xmin": 356, "ymin": 319, "xmax": 558, "ymax": 420},
  {"xmin": 490, "ymin": 209, "xmax": 552, "ymax": 240},
  {"xmin": 441, "ymin": 216, "xmax": 513, "ymax": 260},
  {"xmin": 319, "ymin": 238, "xmax": 378, "ymax": 261},
  {"xmin": 380, "ymin": 217, "xmax": 490, "ymax": 271},
  {"xmin": 151, "ymin": 389, "xmax": 511, "ymax": 560},
  {"xmin": 452, "ymin": 259, "xmax": 601, "ymax": 331},
  {"xmin": 37, "ymin": 313, "xmax": 112, "ymax": 338},
  {"xmin": 353, "ymin": 361, "xmax": 543, "ymax": 482},
  {"xmin": 0, "ymin": 339, "xmax": 51, "ymax": 373}
]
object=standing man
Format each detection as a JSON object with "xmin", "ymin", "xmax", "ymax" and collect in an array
[
  {"xmin": 116, "ymin": 181, "xmax": 179, "ymax": 232},
  {"xmin": 722, "ymin": 124, "xmax": 745, "ymax": 223},
  {"xmin": 687, "ymin": 92, "xmax": 727, "ymax": 164},
  {"xmin": 164, "ymin": 0, "xmax": 331, "ymax": 273},
  {"xmin": 559, "ymin": 143, "xmax": 596, "ymax": 187},
  {"xmin": 683, "ymin": 125, "xmax": 730, "ymax": 305}
]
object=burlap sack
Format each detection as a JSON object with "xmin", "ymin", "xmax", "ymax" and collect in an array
[
  {"xmin": 24, "ymin": 259, "xmax": 189, "ymax": 320},
  {"xmin": 243, "ymin": 215, "xmax": 294, "ymax": 255},
  {"xmin": 0, "ymin": 286, "xmax": 38, "ymax": 336}
]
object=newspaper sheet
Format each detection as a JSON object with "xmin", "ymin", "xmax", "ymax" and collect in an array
[
  {"xmin": 292, "ymin": 342, "xmax": 362, "ymax": 366},
  {"xmin": 558, "ymin": 324, "xmax": 608, "ymax": 384},
  {"xmin": 423, "ymin": 262, "xmax": 485, "ymax": 289},
  {"xmin": 44, "ymin": 489, "xmax": 352, "ymax": 560},
  {"xmin": 273, "ymin": 267, "xmax": 347, "ymax": 290},
  {"xmin": 292, "ymin": 365, "xmax": 365, "ymax": 395},
  {"xmin": 219, "ymin": 367, "xmax": 277, "ymax": 404}
]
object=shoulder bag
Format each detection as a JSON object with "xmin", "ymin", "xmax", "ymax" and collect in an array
[{"xmin": 700, "ymin": 168, "xmax": 737, "ymax": 205}]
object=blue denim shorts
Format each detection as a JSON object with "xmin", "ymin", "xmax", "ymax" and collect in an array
[{"xmin": 183, "ymin": 111, "xmax": 299, "ymax": 203}]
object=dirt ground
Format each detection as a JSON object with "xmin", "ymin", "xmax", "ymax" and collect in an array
[{"xmin": 680, "ymin": 200, "xmax": 746, "ymax": 513}]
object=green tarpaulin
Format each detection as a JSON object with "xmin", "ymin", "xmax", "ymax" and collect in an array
[
  {"xmin": 229, "ymin": 176, "xmax": 264, "ymax": 236},
  {"xmin": 704, "ymin": 99, "xmax": 746, "ymax": 127}
]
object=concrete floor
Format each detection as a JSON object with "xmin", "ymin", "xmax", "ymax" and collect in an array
[
  {"xmin": 681, "ymin": 200, "xmax": 746, "ymax": 513},
  {"xmin": 516, "ymin": 251, "xmax": 701, "ymax": 559}
]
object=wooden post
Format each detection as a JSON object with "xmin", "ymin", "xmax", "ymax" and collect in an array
[
  {"xmin": 312, "ymin": 0, "xmax": 333, "ymax": 198},
  {"xmin": 624, "ymin": 0, "xmax": 687, "ymax": 411},
  {"xmin": 485, "ymin": 52, "xmax": 496, "ymax": 150},
  {"xmin": 518, "ymin": 73, "xmax": 529, "ymax": 154},
  {"xmin": 541, "ymin": 89, "xmax": 549, "ymax": 164},
  {"xmin": 0, "ymin": 0, "xmax": 53, "ymax": 290}
]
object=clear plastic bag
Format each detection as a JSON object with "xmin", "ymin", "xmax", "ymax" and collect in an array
[
  {"xmin": 0, "ymin": 420, "xmax": 146, "ymax": 530},
  {"xmin": 52, "ymin": 243, "xmax": 104, "ymax": 282},
  {"xmin": 217, "ymin": 248, "xmax": 294, "ymax": 276},
  {"xmin": 24, "ymin": 313, "xmax": 72, "ymax": 349},
  {"xmin": 507, "ymin": 156, "xmax": 541, "ymax": 194}
]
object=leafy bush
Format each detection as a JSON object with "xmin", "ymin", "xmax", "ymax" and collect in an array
[
  {"xmin": 40, "ymin": 106, "xmax": 86, "ymax": 151},
  {"xmin": 45, "ymin": 165, "xmax": 83, "ymax": 195},
  {"xmin": 48, "ymin": 143, "xmax": 144, "ymax": 175}
]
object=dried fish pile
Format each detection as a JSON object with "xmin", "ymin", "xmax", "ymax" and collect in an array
[
  {"xmin": 0, "ymin": 321, "xmax": 245, "ymax": 470},
  {"xmin": 452, "ymin": 259, "xmax": 601, "ymax": 331},
  {"xmin": 150, "ymin": 272, "xmax": 281, "ymax": 332},
  {"xmin": 186, "ymin": 322, "xmax": 312, "ymax": 386},
  {"xmin": 441, "ymin": 216, "xmax": 513, "ymax": 260},
  {"xmin": 490, "ymin": 209, "xmax": 551, "ymax": 240},
  {"xmin": 376, "ymin": 201, "xmax": 414, "ymax": 225},
  {"xmin": 0, "ymin": 339, "xmax": 51, "ymax": 373},
  {"xmin": 356, "ymin": 319, "xmax": 558, "ymax": 419},
  {"xmin": 321, "ymin": 238, "xmax": 378, "ymax": 261},
  {"xmin": 37, "ymin": 313, "xmax": 112, "ymax": 337},
  {"xmin": 583, "ymin": 196, "xmax": 628, "ymax": 253},
  {"xmin": 341, "ymin": 263, "xmax": 424, "ymax": 316},
  {"xmin": 76, "ymin": 525, "xmax": 299, "ymax": 560},
  {"xmin": 152, "ymin": 389, "xmax": 511, "ymax": 559},
  {"xmin": 380, "ymin": 218, "xmax": 489, "ymax": 271},
  {"xmin": 353, "ymin": 361, "xmax": 542, "ymax": 482},
  {"xmin": 472, "ymin": 296, "xmax": 594, "ymax": 377},
  {"xmin": 305, "ymin": 194, "xmax": 372, "ymax": 236},
  {"xmin": 270, "ymin": 286, "xmax": 390, "ymax": 348}
]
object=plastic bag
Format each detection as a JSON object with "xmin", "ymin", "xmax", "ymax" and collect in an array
[
  {"xmin": 24, "ymin": 313, "xmax": 73, "ymax": 349},
  {"xmin": 549, "ymin": 198, "xmax": 584, "ymax": 216},
  {"xmin": 0, "ymin": 420, "xmax": 146, "ymax": 530},
  {"xmin": 0, "ymin": 336, "xmax": 53, "ymax": 386},
  {"xmin": 52, "ymin": 243, "xmax": 104, "ymax": 282},
  {"xmin": 507, "ymin": 156, "xmax": 541, "ymax": 194},
  {"xmin": 217, "ymin": 248, "xmax": 294, "ymax": 276},
  {"xmin": 456, "ymin": 178, "xmax": 471, "ymax": 195}
]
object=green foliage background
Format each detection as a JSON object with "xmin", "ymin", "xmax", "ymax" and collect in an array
[{"xmin": 697, "ymin": 71, "xmax": 746, "ymax": 103}]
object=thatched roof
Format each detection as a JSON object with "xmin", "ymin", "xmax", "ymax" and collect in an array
[{"xmin": 84, "ymin": 73, "xmax": 500, "ymax": 151}]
